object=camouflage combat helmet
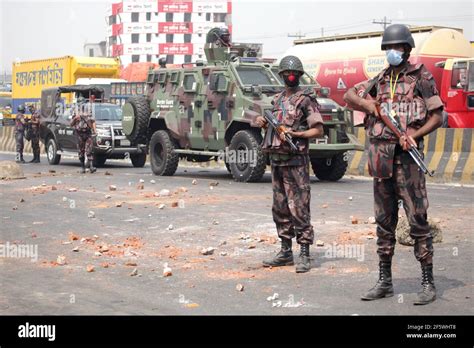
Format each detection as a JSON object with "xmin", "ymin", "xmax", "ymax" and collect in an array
[
  {"xmin": 381, "ymin": 24, "xmax": 415, "ymax": 50},
  {"xmin": 278, "ymin": 55, "xmax": 305, "ymax": 74},
  {"xmin": 17, "ymin": 104, "xmax": 25, "ymax": 113}
]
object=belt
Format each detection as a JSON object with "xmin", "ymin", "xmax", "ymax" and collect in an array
[{"xmin": 270, "ymin": 153, "xmax": 293, "ymax": 161}]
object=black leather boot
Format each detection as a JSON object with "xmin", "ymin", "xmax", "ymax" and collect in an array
[
  {"xmin": 88, "ymin": 160, "xmax": 96, "ymax": 174},
  {"xmin": 414, "ymin": 264, "xmax": 436, "ymax": 305},
  {"xmin": 28, "ymin": 155, "xmax": 36, "ymax": 163},
  {"xmin": 361, "ymin": 261, "xmax": 394, "ymax": 300},
  {"xmin": 33, "ymin": 154, "xmax": 40, "ymax": 163},
  {"xmin": 80, "ymin": 159, "xmax": 86, "ymax": 174},
  {"xmin": 295, "ymin": 244, "xmax": 311, "ymax": 273},
  {"xmin": 263, "ymin": 238, "xmax": 294, "ymax": 267}
]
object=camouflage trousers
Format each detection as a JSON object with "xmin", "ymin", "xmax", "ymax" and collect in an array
[
  {"xmin": 30, "ymin": 132, "xmax": 40, "ymax": 156},
  {"xmin": 271, "ymin": 163, "xmax": 314, "ymax": 245},
  {"xmin": 15, "ymin": 132, "xmax": 24, "ymax": 155},
  {"xmin": 77, "ymin": 132, "xmax": 93, "ymax": 162},
  {"xmin": 374, "ymin": 160, "xmax": 433, "ymax": 266}
]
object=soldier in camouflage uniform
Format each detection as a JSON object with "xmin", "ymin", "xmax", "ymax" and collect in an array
[
  {"xmin": 27, "ymin": 104, "xmax": 41, "ymax": 163},
  {"xmin": 216, "ymin": 27, "xmax": 232, "ymax": 48},
  {"xmin": 256, "ymin": 55, "xmax": 324, "ymax": 273},
  {"xmin": 344, "ymin": 24, "xmax": 444, "ymax": 305},
  {"xmin": 70, "ymin": 97, "xmax": 97, "ymax": 174},
  {"xmin": 15, "ymin": 104, "xmax": 27, "ymax": 163}
]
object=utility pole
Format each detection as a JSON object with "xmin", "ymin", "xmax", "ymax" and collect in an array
[
  {"xmin": 373, "ymin": 16, "xmax": 392, "ymax": 29},
  {"xmin": 288, "ymin": 30, "xmax": 306, "ymax": 40}
]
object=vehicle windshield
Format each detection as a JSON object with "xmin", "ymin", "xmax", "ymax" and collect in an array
[
  {"xmin": 93, "ymin": 104, "xmax": 123, "ymax": 121},
  {"xmin": 235, "ymin": 66, "xmax": 281, "ymax": 86}
]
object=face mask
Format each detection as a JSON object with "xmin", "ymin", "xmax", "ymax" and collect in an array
[
  {"xmin": 386, "ymin": 49, "xmax": 404, "ymax": 66},
  {"xmin": 283, "ymin": 72, "xmax": 300, "ymax": 88}
]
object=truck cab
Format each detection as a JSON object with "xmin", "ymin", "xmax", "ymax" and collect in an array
[{"xmin": 436, "ymin": 58, "xmax": 474, "ymax": 128}]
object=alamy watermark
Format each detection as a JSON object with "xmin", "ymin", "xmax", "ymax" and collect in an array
[
  {"xmin": 0, "ymin": 242, "xmax": 38, "ymax": 262},
  {"xmin": 323, "ymin": 242, "xmax": 365, "ymax": 262},
  {"xmin": 217, "ymin": 147, "xmax": 259, "ymax": 167}
]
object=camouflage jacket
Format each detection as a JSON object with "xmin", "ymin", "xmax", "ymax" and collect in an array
[
  {"xmin": 262, "ymin": 87, "xmax": 323, "ymax": 157},
  {"xmin": 71, "ymin": 111, "xmax": 94, "ymax": 133},
  {"xmin": 30, "ymin": 111, "xmax": 40, "ymax": 132},
  {"xmin": 15, "ymin": 113, "xmax": 26, "ymax": 133},
  {"xmin": 354, "ymin": 63, "xmax": 443, "ymax": 179}
]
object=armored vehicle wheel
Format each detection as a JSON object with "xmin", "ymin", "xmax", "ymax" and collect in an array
[
  {"xmin": 311, "ymin": 153, "xmax": 348, "ymax": 181},
  {"xmin": 131, "ymin": 153, "xmax": 147, "ymax": 168},
  {"xmin": 46, "ymin": 138, "xmax": 61, "ymax": 165},
  {"xmin": 122, "ymin": 96, "xmax": 151, "ymax": 144},
  {"xmin": 228, "ymin": 129, "xmax": 266, "ymax": 182},
  {"xmin": 149, "ymin": 130, "xmax": 179, "ymax": 176},
  {"xmin": 93, "ymin": 155, "xmax": 107, "ymax": 167}
]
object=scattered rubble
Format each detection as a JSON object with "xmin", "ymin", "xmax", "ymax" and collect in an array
[
  {"xmin": 163, "ymin": 263, "xmax": 172, "ymax": 277},
  {"xmin": 86, "ymin": 265, "xmax": 95, "ymax": 273},
  {"xmin": 236, "ymin": 284, "xmax": 245, "ymax": 292},
  {"xmin": 56, "ymin": 255, "xmax": 66, "ymax": 265},
  {"xmin": 159, "ymin": 189, "xmax": 171, "ymax": 197},
  {"xmin": 200, "ymin": 247, "xmax": 215, "ymax": 256},
  {"xmin": 109, "ymin": 185, "xmax": 117, "ymax": 191}
]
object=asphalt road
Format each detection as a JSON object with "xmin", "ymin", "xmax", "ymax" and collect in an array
[{"xmin": 0, "ymin": 152, "xmax": 472, "ymax": 315}]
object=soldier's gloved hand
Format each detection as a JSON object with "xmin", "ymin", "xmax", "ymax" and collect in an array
[{"xmin": 255, "ymin": 116, "xmax": 267, "ymax": 128}]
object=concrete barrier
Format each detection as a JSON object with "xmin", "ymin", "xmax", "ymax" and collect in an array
[
  {"xmin": 0, "ymin": 126, "xmax": 44, "ymax": 155},
  {"xmin": 347, "ymin": 127, "xmax": 474, "ymax": 184}
]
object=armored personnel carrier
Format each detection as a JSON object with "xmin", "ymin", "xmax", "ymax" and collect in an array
[{"xmin": 122, "ymin": 28, "xmax": 363, "ymax": 182}]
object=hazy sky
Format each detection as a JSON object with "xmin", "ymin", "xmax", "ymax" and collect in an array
[{"xmin": 1, "ymin": 0, "xmax": 473, "ymax": 74}]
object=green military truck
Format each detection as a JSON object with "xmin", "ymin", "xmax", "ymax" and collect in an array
[{"xmin": 121, "ymin": 29, "xmax": 363, "ymax": 183}]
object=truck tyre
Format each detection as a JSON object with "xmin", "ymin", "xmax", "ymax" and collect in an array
[
  {"xmin": 93, "ymin": 155, "xmax": 107, "ymax": 167},
  {"xmin": 311, "ymin": 153, "xmax": 348, "ymax": 182},
  {"xmin": 122, "ymin": 96, "xmax": 150, "ymax": 145},
  {"xmin": 149, "ymin": 130, "xmax": 179, "ymax": 176},
  {"xmin": 228, "ymin": 129, "xmax": 266, "ymax": 182},
  {"xmin": 130, "ymin": 153, "xmax": 147, "ymax": 168},
  {"xmin": 46, "ymin": 138, "xmax": 61, "ymax": 165}
]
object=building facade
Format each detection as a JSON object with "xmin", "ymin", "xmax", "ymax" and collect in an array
[{"xmin": 106, "ymin": 0, "xmax": 232, "ymax": 66}]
